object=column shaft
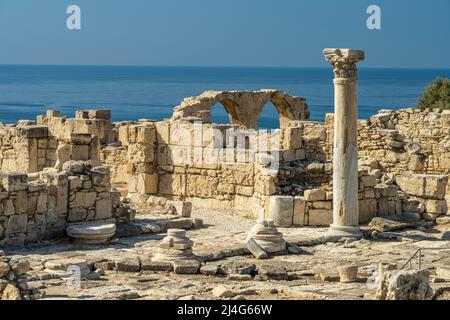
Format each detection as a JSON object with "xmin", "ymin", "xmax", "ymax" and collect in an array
[{"xmin": 332, "ymin": 78, "xmax": 359, "ymax": 230}]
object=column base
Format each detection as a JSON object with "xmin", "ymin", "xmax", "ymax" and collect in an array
[{"xmin": 327, "ymin": 225, "xmax": 363, "ymax": 239}]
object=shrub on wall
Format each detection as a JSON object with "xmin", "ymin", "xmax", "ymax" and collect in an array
[{"xmin": 417, "ymin": 78, "xmax": 450, "ymax": 110}]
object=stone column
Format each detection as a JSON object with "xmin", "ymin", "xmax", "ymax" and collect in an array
[{"xmin": 323, "ymin": 48, "xmax": 365, "ymax": 237}]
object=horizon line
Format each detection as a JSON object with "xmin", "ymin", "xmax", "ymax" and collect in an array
[{"xmin": 0, "ymin": 64, "xmax": 450, "ymax": 70}]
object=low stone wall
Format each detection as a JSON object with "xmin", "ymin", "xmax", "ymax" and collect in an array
[
  {"xmin": 0, "ymin": 162, "xmax": 122, "ymax": 246},
  {"xmin": 395, "ymin": 173, "xmax": 448, "ymax": 221},
  {"xmin": 267, "ymin": 169, "xmax": 401, "ymax": 227}
]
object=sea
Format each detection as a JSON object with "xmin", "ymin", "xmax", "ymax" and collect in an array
[{"xmin": 0, "ymin": 65, "xmax": 449, "ymax": 129}]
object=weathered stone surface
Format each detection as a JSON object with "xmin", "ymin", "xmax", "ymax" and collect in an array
[
  {"xmin": 0, "ymin": 261, "xmax": 10, "ymax": 278},
  {"xmin": 141, "ymin": 259, "xmax": 173, "ymax": 272},
  {"xmin": 258, "ymin": 265, "xmax": 288, "ymax": 281},
  {"xmin": 293, "ymin": 196, "xmax": 306, "ymax": 225},
  {"xmin": 268, "ymin": 196, "xmax": 293, "ymax": 227},
  {"xmin": 247, "ymin": 219, "xmax": 286, "ymax": 253},
  {"xmin": 396, "ymin": 174, "xmax": 448, "ymax": 199},
  {"xmin": 171, "ymin": 89, "xmax": 308, "ymax": 130},
  {"xmin": 115, "ymin": 257, "xmax": 141, "ymax": 273},
  {"xmin": 62, "ymin": 161, "xmax": 85, "ymax": 174},
  {"xmin": 1, "ymin": 283, "xmax": 21, "ymax": 300},
  {"xmin": 337, "ymin": 265, "xmax": 358, "ymax": 283},
  {"xmin": 368, "ymin": 217, "xmax": 415, "ymax": 232},
  {"xmin": 246, "ymin": 237, "xmax": 268, "ymax": 259},
  {"xmin": 304, "ymin": 189, "xmax": 326, "ymax": 202},
  {"xmin": 5, "ymin": 214, "xmax": 28, "ymax": 235},
  {"xmin": 168, "ymin": 200, "xmax": 192, "ymax": 218},
  {"xmin": 173, "ymin": 260, "xmax": 200, "ymax": 274},
  {"xmin": 436, "ymin": 267, "xmax": 450, "ymax": 280},
  {"xmin": 199, "ymin": 264, "xmax": 219, "ymax": 276},
  {"xmin": 66, "ymin": 221, "xmax": 116, "ymax": 244},
  {"xmin": 9, "ymin": 258, "xmax": 31, "ymax": 276},
  {"xmin": 376, "ymin": 268, "xmax": 433, "ymax": 300},
  {"xmin": 308, "ymin": 209, "xmax": 332, "ymax": 226},
  {"xmin": 425, "ymin": 200, "xmax": 447, "ymax": 215},
  {"xmin": 153, "ymin": 229, "xmax": 196, "ymax": 262}
]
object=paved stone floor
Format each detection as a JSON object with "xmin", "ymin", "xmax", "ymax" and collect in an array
[{"xmin": 4, "ymin": 209, "xmax": 450, "ymax": 300}]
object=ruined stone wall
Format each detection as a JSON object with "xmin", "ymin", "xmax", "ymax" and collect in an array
[
  {"xmin": 0, "ymin": 163, "xmax": 121, "ymax": 246},
  {"xmin": 322, "ymin": 109, "xmax": 450, "ymax": 176},
  {"xmin": 104, "ymin": 119, "xmax": 312, "ymax": 216},
  {"xmin": 0, "ymin": 125, "xmax": 56, "ymax": 173}
]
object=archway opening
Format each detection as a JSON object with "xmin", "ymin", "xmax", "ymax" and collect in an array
[
  {"xmin": 258, "ymin": 101, "xmax": 280, "ymax": 130},
  {"xmin": 210, "ymin": 102, "xmax": 230, "ymax": 125}
]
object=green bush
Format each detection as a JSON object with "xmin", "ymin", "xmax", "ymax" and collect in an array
[{"xmin": 417, "ymin": 77, "xmax": 450, "ymax": 110}]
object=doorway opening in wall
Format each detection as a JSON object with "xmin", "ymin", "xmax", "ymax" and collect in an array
[
  {"xmin": 258, "ymin": 101, "xmax": 280, "ymax": 130},
  {"xmin": 210, "ymin": 102, "xmax": 230, "ymax": 125}
]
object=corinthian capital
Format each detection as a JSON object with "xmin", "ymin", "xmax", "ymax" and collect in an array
[{"xmin": 323, "ymin": 48, "xmax": 365, "ymax": 79}]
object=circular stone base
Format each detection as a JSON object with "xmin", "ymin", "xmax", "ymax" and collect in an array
[{"xmin": 67, "ymin": 221, "xmax": 117, "ymax": 244}]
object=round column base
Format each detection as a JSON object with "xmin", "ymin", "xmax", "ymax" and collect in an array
[{"xmin": 327, "ymin": 225, "xmax": 363, "ymax": 239}]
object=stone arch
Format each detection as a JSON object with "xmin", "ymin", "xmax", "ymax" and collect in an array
[
  {"xmin": 171, "ymin": 90, "xmax": 309, "ymax": 130},
  {"xmin": 210, "ymin": 102, "xmax": 231, "ymax": 124},
  {"xmin": 258, "ymin": 101, "xmax": 280, "ymax": 129}
]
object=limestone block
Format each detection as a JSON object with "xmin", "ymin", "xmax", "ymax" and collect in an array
[
  {"xmin": 395, "ymin": 174, "xmax": 425, "ymax": 197},
  {"xmin": 268, "ymin": 196, "xmax": 293, "ymax": 227},
  {"xmin": 296, "ymin": 149, "xmax": 306, "ymax": 160},
  {"xmin": 68, "ymin": 176, "xmax": 82, "ymax": 191},
  {"xmin": 68, "ymin": 133, "xmax": 92, "ymax": 145},
  {"xmin": 422, "ymin": 212, "xmax": 440, "ymax": 221},
  {"xmin": 312, "ymin": 201, "xmax": 332, "ymax": 210},
  {"xmin": 236, "ymin": 186, "xmax": 253, "ymax": 197},
  {"xmin": 186, "ymin": 175, "xmax": 218, "ymax": 198},
  {"xmin": 36, "ymin": 193, "xmax": 48, "ymax": 213},
  {"xmin": 90, "ymin": 109, "xmax": 111, "ymax": 120},
  {"xmin": 96, "ymin": 195, "xmax": 112, "ymax": 220},
  {"xmin": 246, "ymin": 237, "xmax": 268, "ymax": 259},
  {"xmin": 70, "ymin": 145, "xmax": 89, "ymax": 161},
  {"xmin": 156, "ymin": 121, "xmax": 170, "ymax": 145},
  {"xmin": 425, "ymin": 200, "xmax": 448, "ymax": 214},
  {"xmin": 293, "ymin": 196, "xmax": 306, "ymax": 225},
  {"xmin": 424, "ymin": 175, "xmax": 448, "ymax": 199},
  {"xmin": 68, "ymin": 208, "xmax": 88, "ymax": 222},
  {"xmin": 304, "ymin": 189, "xmax": 326, "ymax": 201},
  {"xmin": 308, "ymin": 209, "xmax": 332, "ymax": 226},
  {"xmin": 0, "ymin": 172, "xmax": 28, "ymax": 192},
  {"xmin": 3, "ymin": 200, "xmax": 15, "ymax": 216},
  {"xmin": 283, "ymin": 127, "xmax": 303, "ymax": 150},
  {"xmin": 128, "ymin": 173, "xmax": 158, "ymax": 195},
  {"xmin": 338, "ymin": 265, "xmax": 358, "ymax": 283},
  {"xmin": 173, "ymin": 261, "xmax": 200, "ymax": 275},
  {"xmin": 71, "ymin": 192, "xmax": 97, "ymax": 208},
  {"xmin": 128, "ymin": 144, "xmax": 155, "ymax": 163},
  {"xmin": 91, "ymin": 170, "xmax": 107, "ymax": 187},
  {"xmin": 359, "ymin": 199, "xmax": 378, "ymax": 223},
  {"xmin": 282, "ymin": 150, "xmax": 296, "ymax": 162},
  {"xmin": 168, "ymin": 200, "xmax": 192, "ymax": 218},
  {"xmin": 136, "ymin": 126, "xmax": 156, "ymax": 145},
  {"xmin": 1, "ymin": 284, "xmax": 21, "ymax": 300},
  {"xmin": 375, "ymin": 269, "xmax": 433, "ymax": 300},
  {"xmin": 21, "ymin": 125, "xmax": 48, "ymax": 138},
  {"xmin": 118, "ymin": 126, "xmax": 129, "ymax": 146},
  {"xmin": 396, "ymin": 174, "xmax": 448, "ymax": 199},
  {"xmin": 14, "ymin": 190, "xmax": 28, "ymax": 215},
  {"xmin": 5, "ymin": 214, "xmax": 28, "ymax": 235},
  {"xmin": 159, "ymin": 174, "xmax": 185, "ymax": 196},
  {"xmin": 361, "ymin": 175, "xmax": 377, "ymax": 188},
  {"xmin": 47, "ymin": 109, "xmax": 61, "ymax": 117}
]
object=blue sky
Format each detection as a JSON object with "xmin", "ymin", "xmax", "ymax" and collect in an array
[{"xmin": 0, "ymin": 0, "xmax": 449, "ymax": 68}]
